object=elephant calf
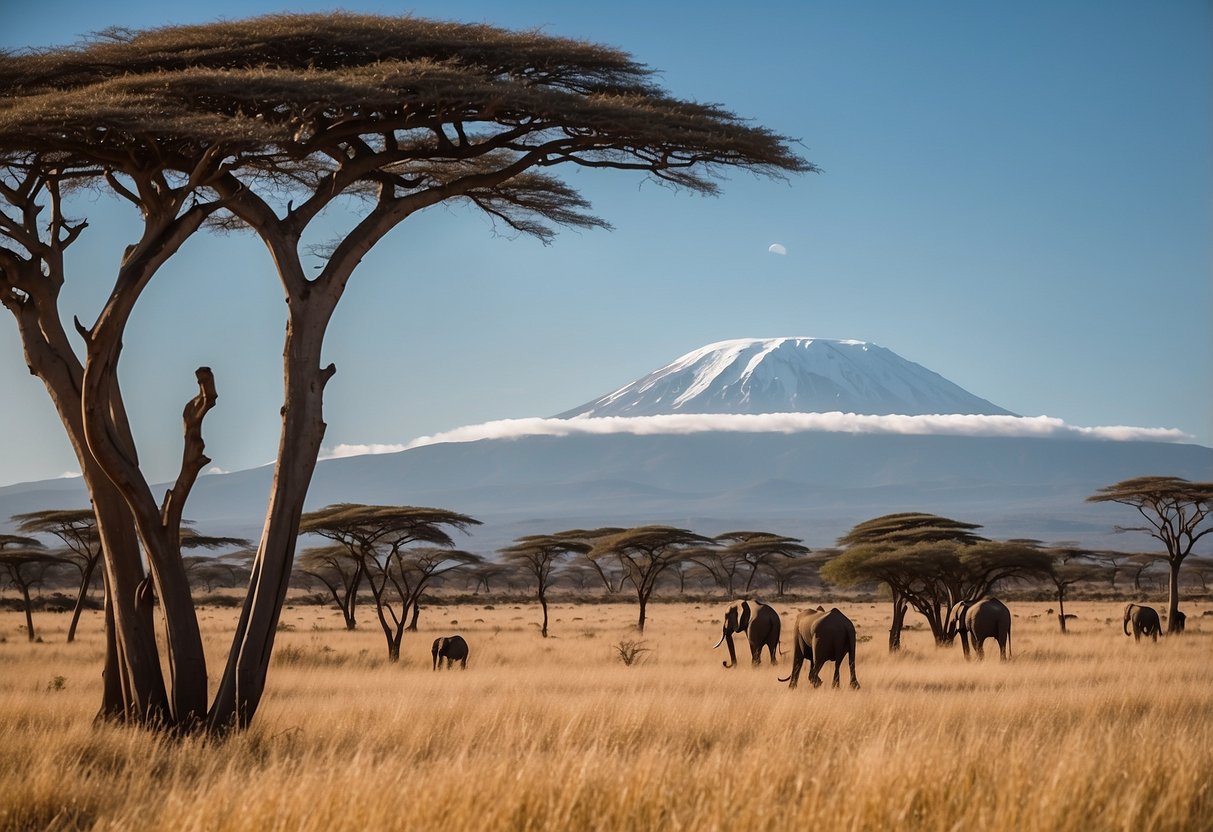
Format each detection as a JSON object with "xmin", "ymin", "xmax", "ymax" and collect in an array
[
  {"xmin": 432, "ymin": 634, "xmax": 469, "ymax": 670},
  {"xmin": 778, "ymin": 606, "xmax": 859, "ymax": 690}
]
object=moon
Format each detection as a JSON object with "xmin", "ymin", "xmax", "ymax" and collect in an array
[{"xmin": 767, "ymin": 243, "xmax": 787, "ymax": 256}]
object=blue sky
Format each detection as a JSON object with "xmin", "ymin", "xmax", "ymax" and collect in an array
[{"xmin": 1, "ymin": 1, "xmax": 1210, "ymax": 486}]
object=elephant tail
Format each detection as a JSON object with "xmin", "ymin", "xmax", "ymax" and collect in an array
[{"xmin": 777, "ymin": 672, "xmax": 792, "ymax": 683}]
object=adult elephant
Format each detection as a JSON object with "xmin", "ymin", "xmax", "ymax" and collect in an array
[
  {"xmin": 713, "ymin": 599, "xmax": 781, "ymax": 668},
  {"xmin": 432, "ymin": 634, "xmax": 469, "ymax": 670},
  {"xmin": 948, "ymin": 597, "xmax": 1012, "ymax": 661},
  {"xmin": 1123, "ymin": 603, "xmax": 1161, "ymax": 642},
  {"xmin": 778, "ymin": 606, "xmax": 859, "ymax": 690}
]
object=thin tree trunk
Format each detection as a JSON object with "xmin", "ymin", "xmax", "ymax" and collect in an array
[
  {"xmin": 406, "ymin": 602, "xmax": 420, "ymax": 632},
  {"xmin": 888, "ymin": 590, "xmax": 908, "ymax": 652},
  {"xmin": 637, "ymin": 595, "xmax": 647, "ymax": 632},
  {"xmin": 540, "ymin": 592, "xmax": 549, "ymax": 638},
  {"xmin": 1057, "ymin": 590, "xmax": 1067, "ymax": 633},
  {"xmin": 66, "ymin": 557, "xmax": 99, "ymax": 643},
  {"xmin": 20, "ymin": 583, "xmax": 35, "ymax": 642}
]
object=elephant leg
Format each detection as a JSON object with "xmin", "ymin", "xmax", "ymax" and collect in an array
[
  {"xmin": 808, "ymin": 653, "xmax": 823, "ymax": 688},
  {"xmin": 787, "ymin": 641, "xmax": 804, "ymax": 689},
  {"xmin": 768, "ymin": 640, "xmax": 778, "ymax": 666},
  {"xmin": 750, "ymin": 638, "xmax": 762, "ymax": 667},
  {"xmin": 848, "ymin": 650, "xmax": 860, "ymax": 690},
  {"xmin": 974, "ymin": 635, "xmax": 985, "ymax": 661},
  {"xmin": 831, "ymin": 659, "xmax": 841, "ymax": 688}
]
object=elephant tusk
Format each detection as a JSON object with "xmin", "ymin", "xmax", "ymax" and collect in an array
[{"xmin": 713, "ymin": 633, "xmax": 726, "ymax": 650}]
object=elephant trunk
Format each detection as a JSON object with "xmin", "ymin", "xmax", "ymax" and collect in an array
[
  {"xmin": 1123, "ymin": 608, "xmax": 1132, "ymax": 637},
  {"xmin": 720, "ymin": 629, "xmax": 738, "ymax": 669}
]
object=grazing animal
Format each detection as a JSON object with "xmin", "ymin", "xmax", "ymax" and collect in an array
[
  {"xmin": 948, "ymin": 598, "xmax": 1012, "ymax": 660},
  {"xmin": 714, "ymin": 599, "xmax": 781, "ymax": 668},
  {"xmin": 778, "ymin": 606, "xmax": 859, "ymax": 690},
  {"xmin": 1123, "ymin": 603, "xmax": 1161, "ymax": 642},
  {"xmin": 432, "ymin": 634, "xmax": 469, "ymax": 670}
]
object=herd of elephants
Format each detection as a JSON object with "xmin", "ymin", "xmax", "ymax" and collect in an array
[{"xmin": 430, "ymin": 598, "xmax": 1179, "ymax": 686}]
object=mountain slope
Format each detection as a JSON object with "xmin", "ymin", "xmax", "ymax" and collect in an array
[{"xmin": 556, "ymin": 337, "xmax": 1014, "ymax": 418}]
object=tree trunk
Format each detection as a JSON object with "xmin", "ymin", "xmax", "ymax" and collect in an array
[
  {"xmin": 209, "ymin": 298, "xmax": 334, "ymax": 731},
  {"xmin": 888, "ymin": 591, "xmax": 908, "ymax": 652},
  {"xmin": 97, "ymin": 591, "xmax": 126, "ymax": 722},
  {"xmin": 637, "ymin": 596, "xmax": 647, "ymax": 632},
  {"xmin": 66, "ymin": 556, "xmax": 99, "ymax": 643},
  {"xmin": 20, "ymin": 582, "xmax": 35, "ymax": 642},
  {"xmin": 406, "ymin": 602, "xmax": 420, "ymax": 632},
  {"xmin": 1057, "ymin": 590, "xmax": 1067, "ymax": 633},
  {"xmin": 1166, "ymin": 561, "xmax": 1183, "ymax": 634},
  {"xmin": 540, "ymin": 593, "xmax": 549, "ymax": 638}
]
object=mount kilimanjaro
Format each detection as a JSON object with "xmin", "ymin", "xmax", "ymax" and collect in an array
[
  {"xmin": 1, "ymin": 338, "xmax": 1208, "ymax": 552},
  {"xmin": 557, "ymin": 337, "xmax": 1013, "ymax": 418}
]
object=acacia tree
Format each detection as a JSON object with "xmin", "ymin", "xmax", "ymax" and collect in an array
[
  {"xmin": 0, "ymin": 14, "xmax": 809, "ymax": 731},
  {"xmin": 823, "ymin": 513, "xmax": 1052, "ymax": 650},
  {"xmin": 1089, "ymin": 476, "xmax": 1213, "ymax": 633},
  {"xmin": 714, "ymin": 531, "xmax": 810, "ymax": 595},
  {"xmin": 300, "ymin": 504, "xmax": 481, "ymax": 661},
  {"xmin": 1041, "ymin": 545, "xmax": 1108, "ymax": 633},
  {"xmin": 13, "ymin": 509, "xmax": 103, "ymax": 642},
  {"xmin": 296, "ymin": 545, "xmax": 363, "ymax": 630},
  {"xmin": 589, "ymin": 526, "xmax": 713, "ymax": 631},
  {"xmin": 0, "ymin": 534, "xmax": 65, "ymax": 642},
  {"xmin": 500, "ymin": 533, "xmax": 592, "ymax": 637}
]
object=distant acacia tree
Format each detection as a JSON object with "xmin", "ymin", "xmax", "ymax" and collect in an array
[
  {"xmin": 1041, "ymin": 544, "xmax": 1108, "ymax": 633},
  {"xmin": 0, "ymin": 14, "xmax": 807, "ymax": 732},
  {"xmin": 300, "ymin": 504, "xmax": 480, "ymax": 661},
  {"xmin": 589, "ymin": 526, "xmax": 713, "ymax": 631},
  {"xmin": 823, "ymin": 513, "xmax": 1052, "ymax": 650},
  {"xmin": 0, "ymin": 534, "xmax": 65, "ymax": 642},
  {"xmin": 13, "ymin": 509, "xmax": 102, "ymax": 642},
  {"xmin": 296, "ymin": 545, "xmax": 363, "ymax": 630},
  {"xmin": 500, "ymin": 533, "xmax": 592, "ymax": 637},
  {"xmin": 714, "ymin": 531, "xmax": 810, "ymax": 595},
  {"xmin": 1089, "ymin": 477, "xmax": 1213, "ymax": 633}
]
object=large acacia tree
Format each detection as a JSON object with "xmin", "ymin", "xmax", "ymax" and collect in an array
[
  {"xmin": 823, "ymin": 513, "xmax": 1052, "ymax": 650},
  {"xmin": 1088, "ymin": 476, "xmax": 1213, "ymax": 633},
  {"xmin": 0, "ymin": 14, "xmax": 809, "ymax": 732}
]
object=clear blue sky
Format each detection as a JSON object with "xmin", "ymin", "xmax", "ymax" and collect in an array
[{"xmin": 2, "ymin": 1, "xmax": 1210, "ymax": 486}]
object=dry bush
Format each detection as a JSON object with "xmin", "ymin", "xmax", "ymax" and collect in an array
[{"xmin": 1, "ymin": 600, "xmax": 1211, "ymax": 830}]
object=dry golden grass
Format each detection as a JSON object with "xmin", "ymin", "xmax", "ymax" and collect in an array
[{"xmin": 1, "ymin": 598, "xmax": 1211, "ymax": 831}]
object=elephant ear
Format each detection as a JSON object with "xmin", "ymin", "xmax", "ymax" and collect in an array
[{"xmin": 737, "ymin": 601, "xmax": 751, "ymax": 632}]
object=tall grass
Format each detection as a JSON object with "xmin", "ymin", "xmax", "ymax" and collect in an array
[{"xmin": 1, "ymin": 600, "xmax": 1210, "ymax": 830}]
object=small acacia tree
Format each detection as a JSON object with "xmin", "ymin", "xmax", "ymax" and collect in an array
[
  {"xmin": 13, "ymin": 509, "xmax": 103, "ymax": 642},
  {"xmin": 714, "ymin": 531, "xmax": 810, "ymax": 595},
  {"xmin": 1041, "ymin": 544, "xmax": 1108, "ymax": 633},
  {"xmin": 1088, "ymin": 476, "xmax": 1213, "ymax": 633},
  {"xmin": 500, "ymin": 533, "xmax": 592, "ymax": 637},
  {"xmin": 0, "ymin": 534, "xmax": 65, "ymax": 642},
  {"xmin": 0, "ymin": 14, "xmax": 809, "ymax": 731},
  {"xmin": 300, "ymin": 504, "xmax": 481, "ymax": 661},
  {"xmin": 296, "ymin": 545, "xmax": 364, "ymax": 630},
  {"xmin": 589, "ymin": 525, "xmax": 713, "ymax": 631}
]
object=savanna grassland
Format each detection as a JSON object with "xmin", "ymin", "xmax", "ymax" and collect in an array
[{"xmin": 2, "ymin": 598, "xmax": 1211, "ymax": 831}]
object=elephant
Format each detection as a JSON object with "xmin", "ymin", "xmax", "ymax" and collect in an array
[
  {"xmin": 778, "ymin": 606, "xmax": 859, "ymax": 690},
  {"xmin": 432, "ymin": 634, "xmax": 469, "ymax": 670},
  {"xmin": 713, "ymin": 599, "xmax": 781, "ymax": 668},
  {"xmin": 948, "ymin": 597, "xmax": 1011, "ymax": 661},
  {"xmin": 1123, "ymin": 603, "xmax": 1161, "ymax": 642}
]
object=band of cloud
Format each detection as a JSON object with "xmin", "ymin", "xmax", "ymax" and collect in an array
[{"xmin": 319, "ymin": 413, "xmax": 1191, "ymax": 459}]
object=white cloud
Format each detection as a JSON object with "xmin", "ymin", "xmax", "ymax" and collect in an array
[
  {"xmin": 319, "ymin": 442, "xmax": 409, "ymax": 460},
  {"xmin": 767, "ymin": 243, "xmax": 787, "ymax": 255},
  {"xmin": 204, "ymin": 466, "xmax": 229, "ymax": 475},
  {"xmin": 397, "ymin": 413, "xmax": 1190, "ymax": 450},
  {"xmin": 57, "ymin": 471, "xmax": 82, "ymax": 479}
]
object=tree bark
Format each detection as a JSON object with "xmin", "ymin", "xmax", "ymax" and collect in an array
[
  {"xmin": 66, "ymin": 555, "xmax": 99, "ymax": 643},
  {"xmin": 888, "ymin": 591, "xmax": 908, "ymax": 652},
  {"xmin": 209, "ymin": 291, "xmax": 335, "ymax": 730},
  {"xmin": 20, "ymin": 582, "xmax": 35, "ymax": 642},
  {"xmin": 540, "ymin": 593, "xmax": 549, "ymax": 638},
  {"xmin": 1166, "ymin": 562, "xmax": 1182, "ymax": 634}
]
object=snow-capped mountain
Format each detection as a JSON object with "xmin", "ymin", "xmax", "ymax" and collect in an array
[{"xmin": 556, "ymin": 337, "xmax": 1014, "ymax": 418}]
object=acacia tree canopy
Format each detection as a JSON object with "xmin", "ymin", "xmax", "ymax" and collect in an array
[
  {"xmin": 1088, "ymin": 476, "xmax": 1213, "ymax": 632},
  {"xmin": 0, "ymin": 13, "xmax": 811, "ymax": 732}
]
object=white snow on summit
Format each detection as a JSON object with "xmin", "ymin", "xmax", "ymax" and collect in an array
[{"xmin": 555, "ymin": 337, "xmax": 1014, "ymax": 418}]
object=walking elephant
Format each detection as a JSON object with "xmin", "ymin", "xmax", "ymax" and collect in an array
[
  {"xmin": 714, "ymin": 599, "xmax": 781, "ymax": 668},
  {"xmin": 778, "ymin": 606, "xmax": 859, "ymax": 690},
  {"xmin": 948, "ymin": 597, "xmax": 1011, "ymax": 661},
  {"xmin": 432, "ymin": 634, "xmax": 469, "ymax": 670},
  {"xmin": 1123, "ymin": 603, "xmax": 1161, "ymax": 642}
]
